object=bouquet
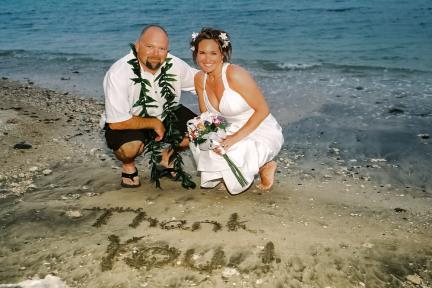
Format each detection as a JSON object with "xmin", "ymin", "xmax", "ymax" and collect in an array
[{"xmin": 187, "ymin": 112, "xmax": 248, "ymax": 187}]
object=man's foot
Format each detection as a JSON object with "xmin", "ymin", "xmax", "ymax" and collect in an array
[
  {"xmin": 121, "ymin": 168, "xmax": 140, "ymax": 188},
  {"xmin": 159, "ymin": 147, "xmax": 177, "ymax": 177},
  {"xmin": 256, "ymin": 160, "xmax": 277, "ymax": 191},
  {"xmin": 160, "ymin": 147, "xmax": 174, "ymax": 169}
]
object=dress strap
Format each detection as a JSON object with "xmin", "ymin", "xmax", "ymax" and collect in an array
[
  {"xmin": 221, "ymin": 63, "xmax": 230, "ymax": 90},
  {"xmin": 202, "ymin": 72, "xmax": 212, "ymax": 111},
  {"xmin": 203, "ymin": 72, "xmax": 208, "ymax": 90}
]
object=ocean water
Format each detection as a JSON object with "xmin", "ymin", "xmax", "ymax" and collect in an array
[{"xmin": 1, "ymin": 0, "xmax": 431, "ymax": 190}]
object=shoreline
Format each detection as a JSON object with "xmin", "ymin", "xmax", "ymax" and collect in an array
[{"xmin": 1, "ymin": 78, "xmax": 431, "ymax": 287}]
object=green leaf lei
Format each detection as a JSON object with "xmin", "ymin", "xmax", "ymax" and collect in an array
[{"xmin": 127, "ymin": 43, "xmax": 196, "ymax": 189}]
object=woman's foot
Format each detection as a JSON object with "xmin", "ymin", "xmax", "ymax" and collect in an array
[
  {"xmin": 217, "ymin": 182, "xmax": 227, "ymax": 191},
  {"xmin": 257, "ymin": 160, "xmax": 277, "ymax": 190}
]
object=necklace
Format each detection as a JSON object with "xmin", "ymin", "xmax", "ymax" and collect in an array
[{"xmin": 128, "ymin": 43, "xmax": 196, "ymax": 189}]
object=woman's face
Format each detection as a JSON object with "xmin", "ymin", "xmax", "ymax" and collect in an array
[{"xmin": 196, "ymin": 39, "xmax": 224, "ymax": 74}]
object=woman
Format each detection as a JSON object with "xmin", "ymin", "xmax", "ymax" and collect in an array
[{"xmin": 190, "ymin": 27, "xmax": 284, "ymax": 194}]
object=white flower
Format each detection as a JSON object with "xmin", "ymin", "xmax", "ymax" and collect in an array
[
  {"xmin": 190, "ymin": 46, "xmax": 195, "ymax": 51},
  {"xmin": 219, "ymin": 32, "xmax": 229, "ymax": 48},
  {"xmin": 200, "ymin": 111, "xmax": 213, "ymax": 122},
  {"xmin": 216, "ymin": 129, "xmax": 227, "ymax": 139},
  {"xmin": 191, "ymin": 32, "xmax": 199, "ymax": 41},
  {"xmin": 219, "ymin": 33, "xmax": 228, "ymax": 41}
]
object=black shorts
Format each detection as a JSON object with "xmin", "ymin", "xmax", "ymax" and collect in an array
[{"xmin": 105, "ymin": 105, "xmax": 196, "ymax": 151}]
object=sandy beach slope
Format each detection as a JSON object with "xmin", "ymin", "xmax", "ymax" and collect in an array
[{"xmin": 0, "ymin": 79, "xmax": 431, "ymax": 288}]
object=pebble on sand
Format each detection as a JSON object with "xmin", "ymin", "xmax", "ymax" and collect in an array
[
  {"xmin": 4, "ymin": 274, "xmax": 69, "ymax": 288},
  {"xmin": 222, "ymin": 267, "xmax": 240, "ymax": 278},
  {"xmin": 406, "ymin": 274, "xmax": 423, "ymax": 285},
  {"xmin": 65, "ymin": 210, "xmax": 83, "ymax": 219},
  {"xmin": 13, "ymin": 142, "xmax": 32, "ymax": 149},
  {"xmin": 43, "ymin": 169, "xmax": 53, "ymax": 176},
  {"xmin": 29, "ymin": 166, "xmax": 39, "ymax": 172}
]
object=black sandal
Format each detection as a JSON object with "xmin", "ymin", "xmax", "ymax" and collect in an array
[
  {"xmin": 121, "ymin": 169, "xmax": 141, "ymax": 188},
  {"xmin": 155, "ymin": 165, "xmax": 177, "ymax": 179}
]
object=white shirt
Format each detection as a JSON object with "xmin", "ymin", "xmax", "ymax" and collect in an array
[{"xmin": 101, "ymin": 51, "xmax": 198, "ymax": 126}]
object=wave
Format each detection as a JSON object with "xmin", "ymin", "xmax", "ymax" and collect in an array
[
  {"xmin": 0, "ymin": 49, "xmax": 26, "ymax": 57},
  {"xmin": 321, "ymin": 62, "xmax": 432, "ymax": 74},
  {"xmin": 291, "ymin": 7, "xmax": 367, "ymax": 13},
  {"xmin": 0, "ymin": 49, "xmax": 113, "ymax": 64},
  {"xmin": 2, "ymin": 49, "xmax": 431, "ymax": 75},
  {"xmin": 276, "ymin": 62, "xmax": 322, "ymax": 71},
  {"xmin": 244, "ymin": 59, "xmax": 432, "ymax": 74}
]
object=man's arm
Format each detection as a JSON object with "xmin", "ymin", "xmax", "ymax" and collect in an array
[
  {"xmin": 174, "ymin": 55, "xmax": 199, "ymax": 93},
  {"xmin": 109, "ymin": 116, "xmax": 165, "ymax": 141},
  {"xmin": 103, "ymin": 67, "xmax": 165, "ymax": 141}
]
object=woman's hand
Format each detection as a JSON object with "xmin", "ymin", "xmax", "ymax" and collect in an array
[
  {"xmin": 212, "ymin": 134, "xmax": 238, "ymax": 155},
  {"xmin": 212, "ymin": 145, "xmax": 225, "ymax": 156},
  {"xmin": 220, "ymin": 134, "xmax": 237, "ymax": 151}
]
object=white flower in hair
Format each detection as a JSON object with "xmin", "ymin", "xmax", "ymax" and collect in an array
[
  {"xmin": 219, "ymin": 32, "xmax": 228, "ymax": 41},
  {"xmin": 219, "ymin": 32, "xmax": 230, "ymax": 48},
  {"xmin": 190, "ymin": 46, "xmax": 195, "ymax": 51},
  {"xmin": 191, "ymin": 32, "xmax": 199, "ymax": 41}
]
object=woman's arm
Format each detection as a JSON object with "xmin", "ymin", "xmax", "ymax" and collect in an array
[
  {"xmin": 194, "ymin": 71, "xmax": 208, "ymax": 113},
  {"xmin": 221, "ymin": 64, "xmax": 270, "ymax": 148}
]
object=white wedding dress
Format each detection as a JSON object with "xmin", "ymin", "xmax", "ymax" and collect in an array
[{"xmin": 190, "ymin": 63, "xmax": 284, "ymax": 194}]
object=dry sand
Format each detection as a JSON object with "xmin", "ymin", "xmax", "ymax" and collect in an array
[{"xmin": 0, "ymin": 79, "xmax": 431, "ymax": 288}]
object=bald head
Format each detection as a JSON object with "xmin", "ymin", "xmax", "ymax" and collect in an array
[
  {"xmin": 140, "ymin": 25, "xmax": 168, "ymax": 38},
  {"xmin": 135, "ymin": 25, "xmax": 169, "ymax": 73}
]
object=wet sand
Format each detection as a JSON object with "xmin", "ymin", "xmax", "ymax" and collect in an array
[{"xmin": 0, "ymin": 78, "xmax": 431, "ymax": 288}]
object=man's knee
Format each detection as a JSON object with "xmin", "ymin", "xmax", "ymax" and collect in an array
[
  {"xmin": 115, "ymin": 141, "xmax": 144, "ymax": 160},
  {"xmin": 179, "ymin": 136, "xmax": 190, "ymax": 148}
]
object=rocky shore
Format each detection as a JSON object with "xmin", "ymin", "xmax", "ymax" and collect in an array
[{"xmin": 1, "ymin": 79, "xmax": 431, "ymax": 288}]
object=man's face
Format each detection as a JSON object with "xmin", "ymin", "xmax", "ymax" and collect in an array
[{"xmin": 136, "ymin": 27, "xmax": 169, "ymax": 73}]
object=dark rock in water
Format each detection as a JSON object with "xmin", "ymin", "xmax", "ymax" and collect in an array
[
  {"xmin": 2, "ymin": 77, "xmax": 8, "ymax": 80},
  {"xmin": 418, "ymin": 133, "xmax": 430, "ymax": 139},
  {"xmin": 13, "ymin": 142, "xmax": 32, "ymax": 149},
  {"xmin": 388, "ymin": 107, "xmax": 404, "ymax": 114},
  {"xmin": 355, "ymin": 86, "xmax": 364, "ymax": 90},
  {"xmin": 72, "ymin": 71, "xmax": 80, "ymax": 74},
  {"xmin": 394, "ymin": 207, "xmax": 407, "ymax": 213},
  {"xmin": 60, "ymin": 77, "xmax": 70, "ymax": 80}
]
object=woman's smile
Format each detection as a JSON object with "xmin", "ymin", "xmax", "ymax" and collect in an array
[{"xmin": 197, "ymin": 39, "xmax": 224, "ymax": 74}]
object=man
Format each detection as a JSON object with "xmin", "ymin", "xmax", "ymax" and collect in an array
[{"xmin": 102, "ymin": 25, "xmax": 198, "ymax": 188}]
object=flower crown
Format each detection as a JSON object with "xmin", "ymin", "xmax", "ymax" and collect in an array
[{"xmin": 190, "ymin": 31, "xmax": 230, "ymax": 51}]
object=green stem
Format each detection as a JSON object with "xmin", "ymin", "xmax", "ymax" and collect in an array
[{"xmin": 223, "ymin": 154, "xmax": 248, "ymax": 187}]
